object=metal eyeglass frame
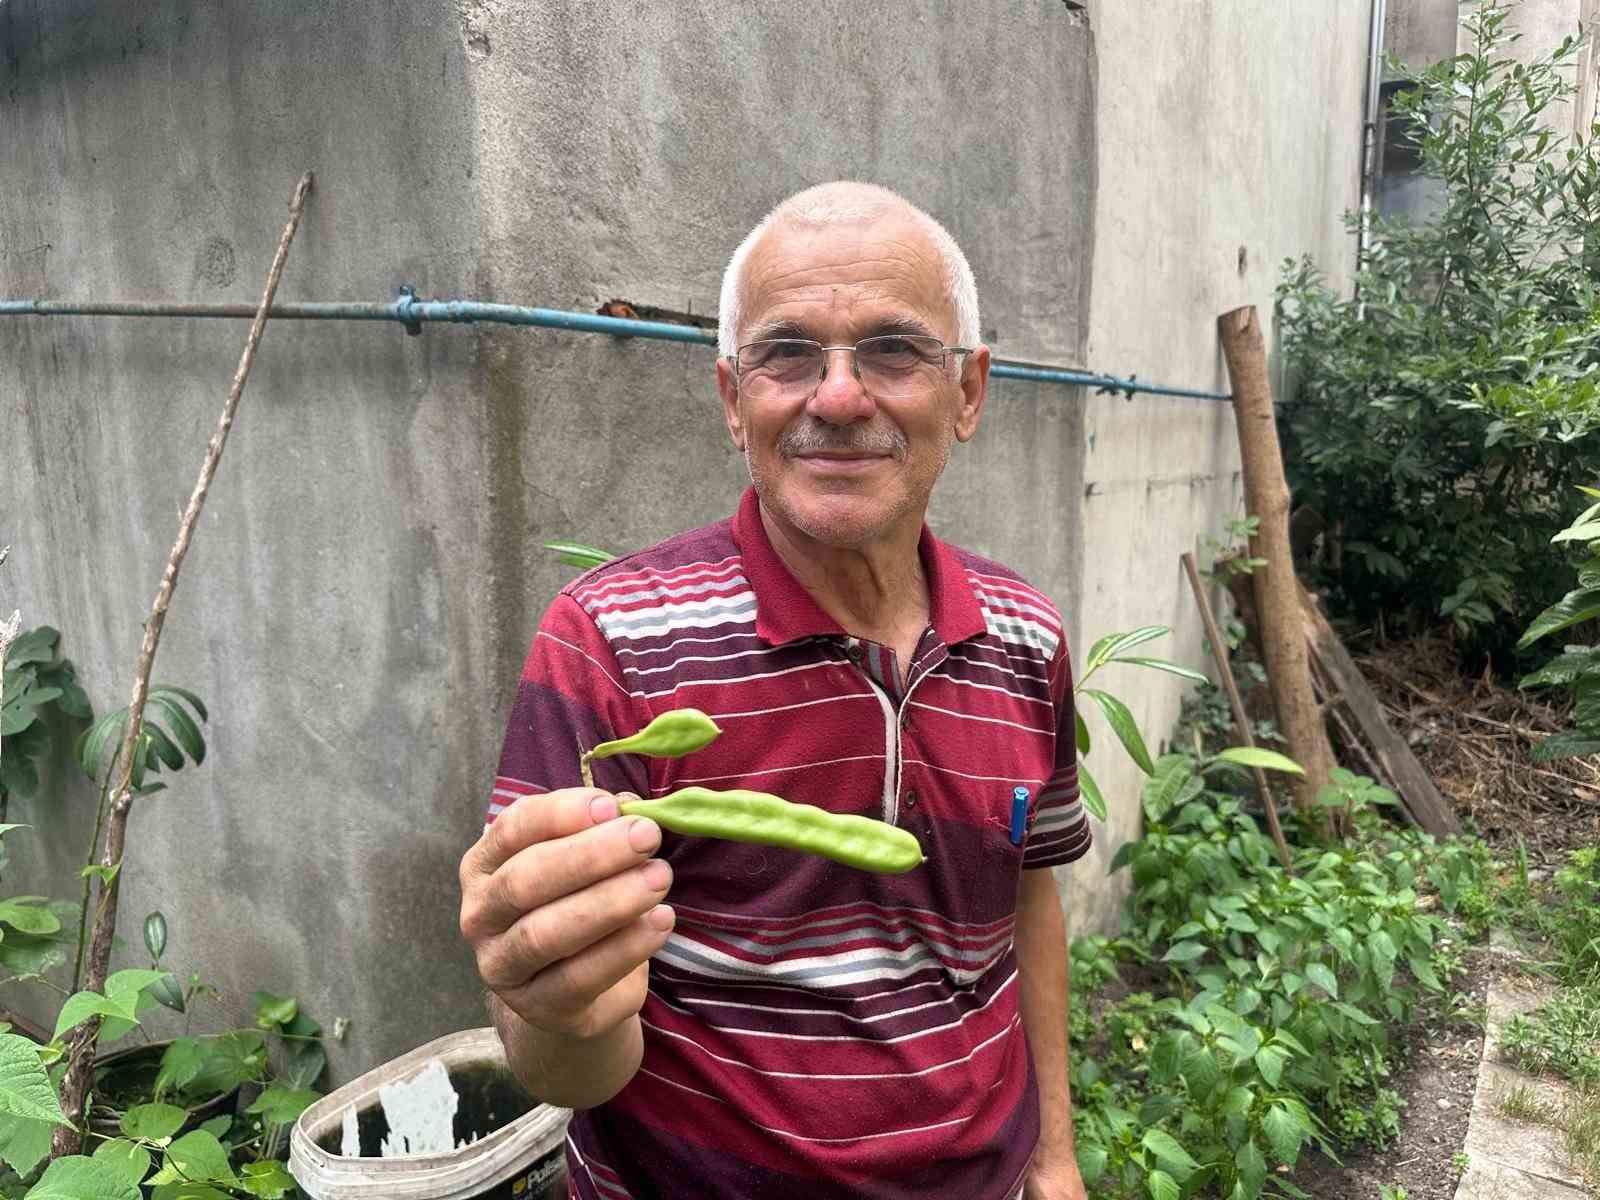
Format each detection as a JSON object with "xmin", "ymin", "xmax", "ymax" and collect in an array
[{"xmin": 728, "ymin": 335, "xmax": 975, "ymax": 391}]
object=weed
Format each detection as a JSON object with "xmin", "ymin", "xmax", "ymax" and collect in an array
[{"xmin": 1497, "ymin": 1083, "xmax": 1561, "ymax": 1124}]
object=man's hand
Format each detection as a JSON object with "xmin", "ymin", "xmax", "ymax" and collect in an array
[
  {"xmin": 458, "ymin": 787, "xmax": 675, "ymax": 1103},
  {"xmin": 1024, "ymin": 1158, "xmax": 1089, "ymax": 1200}
]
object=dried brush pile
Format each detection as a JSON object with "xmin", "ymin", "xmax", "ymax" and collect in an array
[{"xmin": 1354, "ymin": 632, "xmax": 1600, "ymax": 857}]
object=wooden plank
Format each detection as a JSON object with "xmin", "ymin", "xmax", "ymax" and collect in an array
[{"xmin": 1297, "ymin": 585, "xmax": 1462, "ymax": 835}]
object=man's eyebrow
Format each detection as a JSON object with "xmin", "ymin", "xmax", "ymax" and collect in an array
[
  {"xmin": 742, "ymin": 319, "xmax": 812, "ymax": 343},
  {"xmin": 742, "ymin": 314, "xmax": 940, "ymax": 344}
]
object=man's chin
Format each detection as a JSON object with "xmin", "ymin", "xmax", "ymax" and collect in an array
[{"xmin": 760, "ymin": 484, "xmax": 906, "ymax": 549}]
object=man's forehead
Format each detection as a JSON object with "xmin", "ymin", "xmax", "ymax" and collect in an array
[{"xmin": 739, "ymin": 214, "xmax": 955, "ymax": 337}]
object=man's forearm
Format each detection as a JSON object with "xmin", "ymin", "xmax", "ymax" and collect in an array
[
  {"xmin": 490, "ymin": 995, "xmax": 643, "ymax": 1110},
  {"xmin": 1015, "ymin": 869, "xmax": 1076, "ymax": 1171}
]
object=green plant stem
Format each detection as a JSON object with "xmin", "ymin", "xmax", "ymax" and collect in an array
[{"xmin": 70, "ymin": 775, "xmax": 114, "ymax": 996}]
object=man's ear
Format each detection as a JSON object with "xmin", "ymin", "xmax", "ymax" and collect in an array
[
  {"xmin": 717, "ymin": 357, "xmax": 745, "ymax": 451},
  {"xmin": 953, "ymin": 345, "xmax": 990, "ymax": 443}
]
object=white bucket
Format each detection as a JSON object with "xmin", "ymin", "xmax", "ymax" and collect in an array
[{"xmin": 288, "ymin": 1028, "xmax": 570, "ymax": 1200}]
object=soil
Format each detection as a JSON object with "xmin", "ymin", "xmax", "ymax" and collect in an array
[{"xmin": 1286, "ymin": 960, "xmax": 1491, "ymax": 1200}]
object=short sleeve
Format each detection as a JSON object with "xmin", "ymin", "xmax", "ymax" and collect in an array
[
  {"xmin": 1021, "ymin": 636, "xmax": 1093, "ymax": 868},
  {"xmin": 484, "ymin": 591, "xmax": 653, "ymax": 828}
]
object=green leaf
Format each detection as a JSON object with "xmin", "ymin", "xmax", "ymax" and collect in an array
[
  {"xmin": 120, "ymin": 1101, "xmax": 188, "ymax": 1141},
  {"xmin": 1077, "ymin": 762, "xmax": 1106, "ymax": 823},
  {"xmin": 1215, "ymin": 747, "xmax": 1305, "ymax": 775},
  {"xmin": 1075, "ymin": 1144, "xmax": 1108, "ymax": 1185},
  {"xmin": 1074, "ymin": 710, "xmax": 1091, "ymax": 755},
  {"xmin": 144, "ymin": 911, "xmax": 168, "ymax": 962},
  {"xmin": 0, "ymin": 1033, "xmax": 68, "ymax": 1179},
  {"xmin": 1263, "ymin": 1101, "xmax": 1306, "ymax": 1165},
  {"xmin": 1237, "ymin": 1137, "xmax": 1268, "ymax": 1195},
  {"xmin": 4, "ymin": 627, "xmax": 58, "ymax": 669},
  {"xmin": 146, "ymin": 1130, "xmax": 236, "ymax": 1186},
  {"xmin": 245, "ymin": 1083, "xmax": 319, "ymax": 1127},
  {"xmin": 1517, "ymin": 586, "xmax": 1600, "ymax": 648},
  {"xmin": 151, "ymin": 685, "xmax": 208, "ymax": 725},
  {"xmin": 1304, "ymin": 961, "xmax": 1340, "ymax": 998},
  {"xmin": 1082, "ymin": 688, "xmax": 1155, "ymax": 775},
  {"xmin": 0, "ymin": 897, "xmax": 61, "ymax": 936},
  {"xmin": 1147, "ymin": 1167, "xmax": 1181, "ymax": 1200},
  {"xmin": 541, "ymin": 540, "xmax": 616, "ymax": 570},
  {"xmin": 1112, "ymin": 656, "xmax": 1210, "ymax": 684},
  {"xmin": 53, "ymin": 990, "xmax": 132, "ymax": 1041},
  {"xmin": 1150, "ymin": 1031, "xmax": 1185, "ymax": 1085},
  {"xmin": 145, "ymin": 694, "xmax": 206, "ymax": 765},
  {"xmin": 1551, "ymin": 520, "xmax": 1600, "ymax": 543},
  {"xmin": 1255, "ymin": 1042, "xmax": 1289, "ymax": 1087},
  {"xmin": 238, "ymin": 1160, "xmax": 299, "ymax": 1199},
  {"xmin": 1141, "ymin": 1128, "xmax": 1201, "ymax": 1174},
  {"xmin": 22, "ymin": 1155, "xmax": 141, "ymax": 1200},
  {"xmin": 1141, "ymin": 755, "xmax": 1202, "ymax": 823},
  {"xmin": 1086, "ymin": 625, "xmax": 1171, "ymax": 674},
  {"xmin": 81, "ymin": 862, "xmax": 121, "ymax": 887},
  {"xmin": 1532, "ymin": 732, "xmax": 1600, "ymax": 761},
  {"xmin": 77, "ymin": 709, "xmax": 128, "ymax": 782},
  {"xmin": 149, "ymin": 1186, "xmax": 235, "ymax": 1200},
  {"xmin": 253, "ymin": 991, "xmax": 297, "ymax": 1028},
  {"xmin": 1162, "ymin": 941, "xmax": 1208, "ymax": 964},
  {"xmin": 91, "ymin": 1139, "xmax": 151, "ymax": 1189},
  {"xmin": 105, "ymin": 968, "xmax": 170, "ymax": 1004}
]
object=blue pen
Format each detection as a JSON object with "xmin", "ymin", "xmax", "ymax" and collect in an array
[{"xmin": 1009, "ymin": 786, "xmax": 1029, "ymax": 845}]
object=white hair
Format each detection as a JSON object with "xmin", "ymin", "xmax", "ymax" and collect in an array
[{"xmin": 716, "ymin": 182, "xmax": 981, "ymax": 357}]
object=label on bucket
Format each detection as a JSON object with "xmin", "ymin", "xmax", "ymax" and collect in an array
[{"xmin": 506, "ymin": 1145, "xmax": 565, "ymax": 1198}]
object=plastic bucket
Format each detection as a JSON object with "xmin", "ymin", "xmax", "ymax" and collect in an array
[{"xmin": 288, "ymin": 1028, "xmax": 570, "ymax": 1200}]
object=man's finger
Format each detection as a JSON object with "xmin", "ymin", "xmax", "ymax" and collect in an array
[
  {"xmin": 502, "ymin": 908, "xmax": 675, "ymax": 1033},
  {"xmin": 475, "ymin": 855, "xmax": 671, "ymax": 989},
  {"xmin": 466, "ymin": 787, "xmax": 620, "ymax": 876}
]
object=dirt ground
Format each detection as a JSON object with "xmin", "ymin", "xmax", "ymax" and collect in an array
[{"xmin": 1287, "ymin": 965, "xmax": 1492, "ymax": 1200}]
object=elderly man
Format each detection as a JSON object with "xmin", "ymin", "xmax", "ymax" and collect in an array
[{"xmin": 459, "ymin": 182, "xmax": 1092, "ymax": 1200}]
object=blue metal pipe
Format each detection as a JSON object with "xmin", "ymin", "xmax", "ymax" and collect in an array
[{"xmin": 0, "ymin": 291, "xmax": 1231, "ymax": 402}]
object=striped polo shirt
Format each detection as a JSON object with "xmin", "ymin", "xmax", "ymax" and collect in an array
[{"xmin": 485, "ymin": 487, "xmax": 1090, "ymax": 1200}]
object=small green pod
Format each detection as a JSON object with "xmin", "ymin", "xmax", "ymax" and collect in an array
[
  {"xmin": 588, "ymin": 708, "xmax": 723, "ymax": 762},
  {"xmin": 619, "ymin": 786, "xmax": 925, "ymax": 875}
]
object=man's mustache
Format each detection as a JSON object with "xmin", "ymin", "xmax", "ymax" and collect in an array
[{"xmin": 778, "ymin": 420, "xmax": 907, "ymax": 459}]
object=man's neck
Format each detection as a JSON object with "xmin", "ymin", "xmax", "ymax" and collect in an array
[{"xmin": 758, "ymin": 503, "xmax": 930, "ymax": 643}]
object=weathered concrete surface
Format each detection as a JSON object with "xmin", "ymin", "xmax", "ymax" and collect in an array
[
  {"xmin": 1073, "ymin": 0, "xmax": 1371, "ymax": 936},
  {"xmin": 1455, "ymin": 932, "xmax": 1593, "ymax": 1199},
  {"xmin": 1, "ymin": 1, "xmax": 1093, "ymax": 1080}
]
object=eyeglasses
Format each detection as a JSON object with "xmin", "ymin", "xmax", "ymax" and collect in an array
[{"xmin": 730, "ymin": 335, "xmax": 972, "ymax": 402}]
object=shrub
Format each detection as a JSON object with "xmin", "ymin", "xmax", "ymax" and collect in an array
[{"xmin": 1277, "ymin": 0, "xmax": 1600, "ymax": 662}]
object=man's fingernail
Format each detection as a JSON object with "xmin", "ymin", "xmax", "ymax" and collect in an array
[
  {"xmin": 646, "ymin": 904, "xmax": 675, "ymax": 932},
  {"xmin": 627, "ymin": 817, "xmax": 662, "ymax": 854},
  {"xmin": 590, "ymin": 795, "xmax": 619, "ymax": 823}
]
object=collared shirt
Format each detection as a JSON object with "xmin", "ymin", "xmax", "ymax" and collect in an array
[{"xmin": 485, "ymin": 487, "xmax": 1090, "ymax": 1200}]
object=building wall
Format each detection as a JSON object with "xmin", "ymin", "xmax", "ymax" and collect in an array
[
  {"xmin": 1, "ymin": 1, "xmax": 1096, "ymax": 1080},
  {"xmin": 1075, "ymin": 1, "xmax": 1372, "ymax": 935}
]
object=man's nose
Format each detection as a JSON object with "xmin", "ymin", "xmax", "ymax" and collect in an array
[{"xmin": 806, "ymin": 346, "xmax": 876, "ymax": 425}]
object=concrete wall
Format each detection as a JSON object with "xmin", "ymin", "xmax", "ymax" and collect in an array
[
  {"xmin": 1074, "ymin": 1, "xmax": 1371, "ymax": 936},
  {"xmin": 0, "ymin": 1, "xmax": 1096, "ymax": 1080}
]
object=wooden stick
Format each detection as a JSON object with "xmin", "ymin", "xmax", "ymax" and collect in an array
[
  {"xmin": 1217, "ymin": 306, "xmax": 1336, "ymax": 813},
  {"xmin": 1181, "ymin": 552, "xmax": 1293, "ymax": 871},
  {"xmin": 51, "ymin": 172, "xmax": 314, "ymax": 1157}
]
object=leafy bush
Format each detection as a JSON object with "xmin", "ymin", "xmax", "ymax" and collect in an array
[
  {"xmin": 0, "ymin": 627, "xmax": 91, "ymax": 821},
  {"xmin": 1069, "ymin": 753, "xmax": 1482, "ymax": 1199},
  {"xmin": 1277, "ymin": 1, "xmax": 1600, "ymax": 660},
  {"xmin": 1517, "ymin": 485, "xmax": 1600, "ymax": 761}
]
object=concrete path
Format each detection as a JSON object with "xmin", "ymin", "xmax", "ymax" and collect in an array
[{"xmin": 1454, "ymin": 932, "xmax": 1592, "ymax": 1199}]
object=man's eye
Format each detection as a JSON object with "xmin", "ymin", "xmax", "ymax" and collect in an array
[{"xmin": 768, "ymin": 342, "xmax": 815, "ymax": 362}]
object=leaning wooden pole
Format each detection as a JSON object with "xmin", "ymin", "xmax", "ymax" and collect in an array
[
  {"xmin": 1181, "ymin": 552, "xmax": 1294, "ymax": 870},
  {"xmin": 51, "ymin": 172, "xmax": 314, "ymax": 1158},
  {"xmin": 1216, "ymin": 305, "xmax": 1335, "ymax": 814}
]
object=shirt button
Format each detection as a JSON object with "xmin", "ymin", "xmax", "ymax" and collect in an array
[
  {"xmin": 846, "ymin": 643, "xmax": 864, "ymax": 661},
  {"xmin": 904, "ymin": 790, "xmax": 918, "ymax": 809}
]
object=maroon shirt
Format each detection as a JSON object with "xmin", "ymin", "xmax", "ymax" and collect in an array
[{"xmin": 486, "ymin": 488, "xmax": 1090, "ymax": 1199}]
